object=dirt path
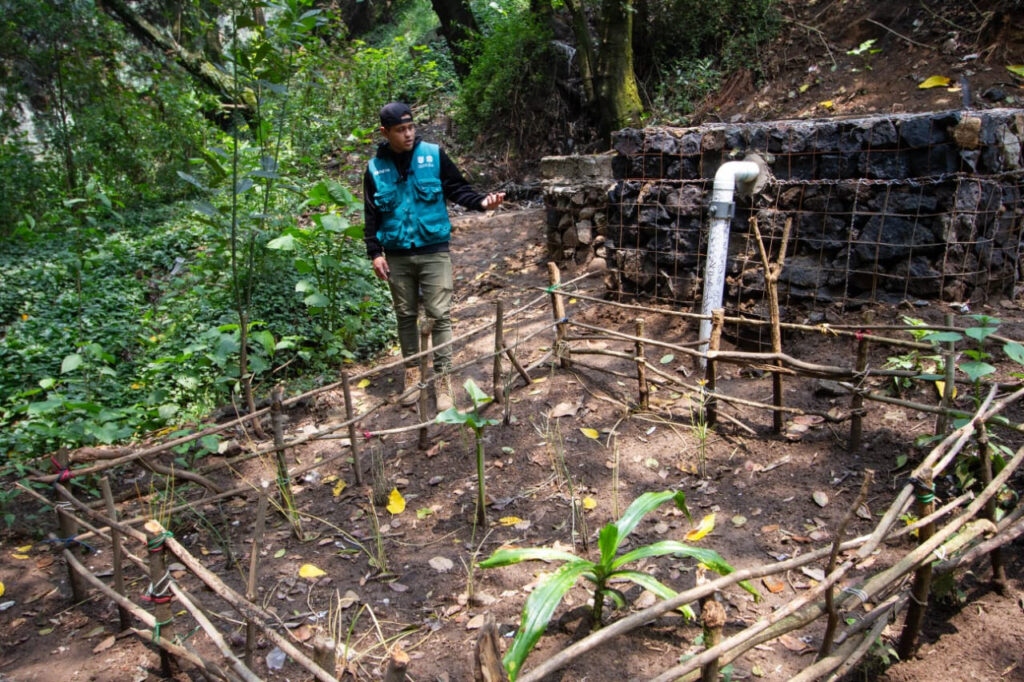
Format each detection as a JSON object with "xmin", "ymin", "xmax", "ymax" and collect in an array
[{"xmin": 2, "ymin": 206, "xmax": 1023, "ymax": 681}]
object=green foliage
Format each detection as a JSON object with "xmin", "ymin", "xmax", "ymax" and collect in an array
[
  {"xmin": 652, "ymin": 57, "xmax": 723, "ymax": 123},
  {"xmin": 268, "ymin": 179, "xmax": 394, "ymax": 359},
  {"xmin": 454, "ymin": 10, "xmax": 558, "ymax": 143},
  {"xmin": 639, "ymin": 0, "xmax": 781, "ymax": 119},
  {"xmin": 437, "ymin": 378, "xmax": 499, "ymax": 525},
  {"xmin": 479, "ymin": 490, "xmax": 758, "ymax": 680}
]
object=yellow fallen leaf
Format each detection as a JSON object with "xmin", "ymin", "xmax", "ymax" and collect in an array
[
  {"xmin": 499, "ymin": 516, "xmax": 524, "ymax": 526},
  {"xmin": 799, "ymin": 83, "xmax": 810, "ymax": 93},
  {"xmin": 934, "ymin": 380, "xmax": 957, "ymax": 399},
  {"xmin": 579, "ymin": 428, "xmax": 600, "ymax": 440},
  {"xmin": 332, "ymin": 479, "xmax": 346, "ymax": 497},
  {"xmin": 569, "ymin": 298, "xmax": 577, "ymax": 304},
  {"xmin": 0, "ymin": 580, "xmax": 4, "ymax": 597},
  {"xmin": 582, "ymin": 497, "xmax": 597, "ymax": 510},
  {"xmin": 684, "ymin": 513, "xmax": 716, "ymax": 541},
  {"xmin": 298, "ymin": 564, "xmax": 327, "ymax": 580},
  {"xmin": 322, "ymin": 474, "xmax": 338, "ymax": 484},
  {"xmin": 386, "ymin": 488, "xmax": 406, "ymax": 515},
  {"xmin": 357, "ymin": 378, "xmax": 371, "ymax": 388},
  {"xmin": 11, "ymin": 553, "xmax": 29, "ymax": 560},
  {"xmin": 16, "ymin": 545, "xmax": 32, "ymax": 552},
  {"xmin": 819, "ymin": 100, "xmax": 834, "ymax": 109},
  {"xmin": 918, "ymin": 75, "xmax": 951, "ymax": 89},
  {"xmin": 532, "ymin": 376, "xmax": 547, "ymax": 383}
]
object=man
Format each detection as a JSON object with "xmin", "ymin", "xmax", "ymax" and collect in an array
[{"xmin": 364, "ymin": 102, "xmax": 505, "ymax": 411}]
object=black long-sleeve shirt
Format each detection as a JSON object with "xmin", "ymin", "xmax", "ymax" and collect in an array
[{"xmin": 363, "ymin": 137, "xmax": 488, "ymax": 260}]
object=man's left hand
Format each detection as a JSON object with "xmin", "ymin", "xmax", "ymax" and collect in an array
[{"xmin": 481, "ymin": 192, "xmax": 506, "ymax": 210}]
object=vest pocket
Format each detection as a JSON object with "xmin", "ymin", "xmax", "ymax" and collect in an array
[
  {"xmin": 374, "ymin": 187, "xmax": 398, "ymax": 211},
  {"xmin": 413, "ymin": 178, "xmax": 442, "ymax": 202}
]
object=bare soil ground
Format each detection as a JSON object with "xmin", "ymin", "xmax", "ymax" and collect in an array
[{"xmin": 2, "ymin": 2, "xmax": 1024, "ymax": 681}]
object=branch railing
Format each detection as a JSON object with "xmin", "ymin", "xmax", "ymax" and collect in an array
[{"xmin": 17, "ymin": 259, "xmax": 1024, "ymax": 681}]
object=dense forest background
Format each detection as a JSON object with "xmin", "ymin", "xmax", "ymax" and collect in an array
[{"xmin": 0, "ymin": 0, "xmax": 1020, "ymax": 507}]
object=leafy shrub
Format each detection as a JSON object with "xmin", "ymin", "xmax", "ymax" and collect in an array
[{"xmin": 454, "ymin": 10, "xmax": 561, "ymax": 148}]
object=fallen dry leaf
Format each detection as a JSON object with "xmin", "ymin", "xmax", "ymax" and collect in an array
[
  {"xmin": 762, "ymin": 577, "xmax": 786, "ymax": 594},
  {"xmin": 92, "ymin": 635, "xmax": 116, "ymax": 653}
]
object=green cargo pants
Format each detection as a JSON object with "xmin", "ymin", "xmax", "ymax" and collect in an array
[{"xmin": 386, "ymin": 252, "xmax": 453, "ymax": 374}]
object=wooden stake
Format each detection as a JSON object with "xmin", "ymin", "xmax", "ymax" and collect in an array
[
  {"xmin": 245, "ymin": 489, "xmax": 269, "ymax": 670},
  {"xmin": 704, "ymin": 309, "xmax": 725, "ymax": 426},
  {"xmin": 896, "ymin": 470, "xmax": 936, "ymax": 658},
  {"xmin": 474, "ymin": 616, "xmax": 509, "ymax": 681},
  {"xmin": 341, "ymin": 368, "xmax": 363, "ymax": 485},
  {"xmin": 418, "ymin": 321, "xmax": 432, "ymax": 450},
  {"xmin": 502, "ymin": 342, "xmax": 532, "ymax": 387},
  {"xmin": 383, "ymin": 644, "xmax": 410, "ymax": 682},
  {"xmin": 145, "ymin": 524, "xmax": 175, "ymax": 678},
  {"xmin": 547, "ymin": 262, "xmax": 570, "ymax": 368},
  {"xmin": 54, "ymin": 450, "xmax": 86, "ymax": 603},
  {"xmin": 635, "ymin": 317, "xmax": 649, "ymax": 410},
  {"xmin": 751, "ymin": 217, "xmax": 792, "ymax": 434},
  {"xmin": 700, "ymin": 600, "xmax": 727, "ymax": 682},
  {"xmin": 848, "ymin": 311, "xmax": 873, "ymax": 452},
  {"xmin": 271, "ymin": 385, "xmax": 301, "ymax": 536},
  {"xmin": 493, "ymin": 300, "xmax": 505, "ymax": 404},
  {"xmin": 976, "ymin": 424, "xmax": 1007, "ymax": 592},
  {"xmin": 100, "ymin": 476, "xmax": 131, "ymax": 632}
]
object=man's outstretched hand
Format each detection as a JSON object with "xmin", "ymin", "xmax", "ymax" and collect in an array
[
  {"xmin": 372, "ymin": 255, "xmax": 390, "ymax": 281},
  {"xmin": 481, "ymin": 192, "xmax": 506, "ymax": 210}
]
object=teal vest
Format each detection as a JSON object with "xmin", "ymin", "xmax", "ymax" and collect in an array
[{"xmin": 369, "ymin": 142, "xmax": 452, "ymax": 250}]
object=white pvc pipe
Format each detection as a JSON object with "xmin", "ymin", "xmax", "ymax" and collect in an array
[{"xmin": 698, "ymin": 161, "xmax": 761, "ymax": 366}]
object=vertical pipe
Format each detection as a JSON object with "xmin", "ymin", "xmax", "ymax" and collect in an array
[
  {"xmin": 547, "ymin": 262, "xmax": 569, "ymax": 368},
  {"xmin": 635, "ymin": 317, "xmax": 649, "ymax": 409},
  {"xmin": 698, "ymin": 161, "xmax": 761, "ymax": 365},
  {"xmin": 100, "ymin": 477, "xmax": 131, "ymax": 632},
  {"xmin": 493, "ymin": 300, "xmax": 504, "ymax": 404},
  {"xmin": 341, "ymin": 368, "xmax": 362, "ymax": 485}
]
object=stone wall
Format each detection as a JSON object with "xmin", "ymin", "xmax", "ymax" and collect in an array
[{"xmin": 543, "ymin": 108, "xmax": 1024, "ymax": 309}]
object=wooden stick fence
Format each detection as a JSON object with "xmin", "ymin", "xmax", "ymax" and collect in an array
[{"xmin": 18, "ymin": 258, "xmax": 1024, "ymax": 682}]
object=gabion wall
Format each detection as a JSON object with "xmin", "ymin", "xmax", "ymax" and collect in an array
[{"xmin": 543, "ymin": 109, "xmax": 1024, "ymax": 316}]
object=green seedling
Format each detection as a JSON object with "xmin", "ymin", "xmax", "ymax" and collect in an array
[
  {"xmin": 435, "ymin": 378, "xmax": 498, "ymax": 526},
  {"xmin": 478, "ymin": 490, "xmax": 759, "ymax": 680}
]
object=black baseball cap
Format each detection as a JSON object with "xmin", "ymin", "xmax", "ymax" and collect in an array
[{"xmin": 379, "ymin": 102, "xmax": 413, "ymax": 128}]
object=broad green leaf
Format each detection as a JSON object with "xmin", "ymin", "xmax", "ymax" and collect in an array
[
  {"xmin": 478, "ymin": 546, "xmax": 581, "ymax": 569},
  {"xmin": 304, "ymin": 292, "xmax": 329, "ymax": 308},
  {"xmin": 612, "ymin": 491, "xmax": 681, "ymax": 551},
  {"xmin": 1004, "ymin": 341, "xmax": 1024, "ymax": 365},
  {"xmin": 609, "ymin": 571, "xmax": 696, "ymax": 619},
  {"xmin": 435, "ymin": 406, "xmax": 465, "ymax": 425},
  {"xmin": 251, "ymin": 330, "xmax": 275, "ymax": 356},
  {"xmin": 922, "ymin": 331, "xmax": 962, "ymax": 343},
  {"xmin": 959, "ymin": 361, "xmax": 996, "ymax": 383},
  {"xmin": 1007, "ymin": 65, "xmax": 1024, "ymax": 78},
  {"xmin": 61, "ymin": 353, "xmax": 83, "ymax": 374},
  {"xmin": 659, "ymin": 353, "xmax": 675, "ymax": 364},
  {"xmin": 598, "ymin": 524, "xmax": 619, "ymax": 568},
  {"xmin": 965, "ymin": 326, "xmax": 998, "ymax": 343},
  {"xmin": 464, "ymin": 378, "xmax": 492, "ymax": 408},
  {"xmin": 266, "ymin": 234, "xmax": 296, "ymax": 251},
  {"xmin": 319, "ymin": 213, "xmax": 348, "ymax": 232},
  {"xmin": 502, "ymin": 560, "xmax": 593, "ymax": 680},
  {"xmin": 612, "ymin": 541, "xmax": 716, "ymax": 570}
]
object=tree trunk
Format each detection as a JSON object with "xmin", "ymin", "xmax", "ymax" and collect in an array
[
  {"xmin": 429, "ymin": 0, "xmax": 480, "ymax": 80},
  {"xmin": 594, "ymin": 0, "xmax": 642, "ymax": 138},
  {"xmin": 98, "ymin": 0, "xmax": 251, "ymax": 111}
]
